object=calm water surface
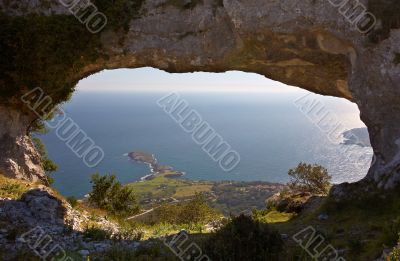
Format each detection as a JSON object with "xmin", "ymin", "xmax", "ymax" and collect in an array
[{"xmin": 40, "ymin": 91, "xmax": 372, "ymax": 196}]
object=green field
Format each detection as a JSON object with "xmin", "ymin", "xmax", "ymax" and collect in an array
[
  {"xmin": 127, "ymin": 174, "xmax": 284, "ymax": 215},
  {"xmin": 127, "ymin": 172, "xmax": 213, "ymax": 201}
]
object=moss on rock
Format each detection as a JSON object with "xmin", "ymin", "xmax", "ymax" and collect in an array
[
  {"xmin": 394, "ymin": 52, "xmax": 400, "ymax": 65},
  {"xmin": 0, "ymin": 13, "xmax": 103, "ymax": 108}
]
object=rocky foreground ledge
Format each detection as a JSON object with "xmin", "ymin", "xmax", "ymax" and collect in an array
[{"xmin": 0, "ymin": 177, "xmax": 145, "ymax": 260}]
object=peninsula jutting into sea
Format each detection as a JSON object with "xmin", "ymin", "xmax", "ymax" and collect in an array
[{"xmin": 128, "ymin": 151, "xmax": 185, "ymax": 180}]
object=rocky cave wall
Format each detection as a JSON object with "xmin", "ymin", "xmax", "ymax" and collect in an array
[{"xmin": 0, "ymin": 0, "xmax": 399, "ymax": 196}]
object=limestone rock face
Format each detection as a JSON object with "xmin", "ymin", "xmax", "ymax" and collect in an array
[
  {"xmin": 0, "ymin": 0, "xmax": 399, "ymax": 195},
  {"xmin": 0, "ymin": 105, "xmax": 46, "ymax": 183},
  {"xmin": 0, "ymin": 186, "xmax": 138, "ymax": 259},
  {"xmin": 0, "ymin": 188, "xmax": 66, "ymax": 227}
]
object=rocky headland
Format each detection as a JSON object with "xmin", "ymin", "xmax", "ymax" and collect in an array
[
  {"xmin": 128, "ymin": 151, "xmax": 185, "ymax": 180},
  {"xmin": 342, "ymin": 127, "xmax": 371, "ymax": 147}
]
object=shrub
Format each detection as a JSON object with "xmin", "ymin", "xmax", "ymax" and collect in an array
[
  {"xmin": 113, "ymin": 221, "xmax": 144, "ymax": 241},
  {"xmin": 389, "ymin": 235, "xmax": 400, "ymax": 261},
  {"xmin": 288, "ymin": 162, "xmax": 331, "ymax": 195},
  {"xmin": 347, "ymin": 237, "xmax": 364, "ymax": 255},
  {"xmin": 204, "ymin": 214, "xmax": 283, "ymax": 260},
  {"xmin": 0, "ymin": 183, "xmax": 23, "ymax": 199},
  {"xmin": 380, "ymin": 217, "xmax": 400, "ymax": 246},
  {"xmin": 150, "ymin": 194, "xmax": 220, "ymax": 225},
  {"xmin": 66, "ymin": 196, "xmax": 78, "ymax": 208},
  {"xmin": 253, "ymin": 209, "xmax": 295, "ymax": 223},
  {"xmin": 0, "ymin": 176, "xmax": 30, "ymax": 199},
  {"xmin": 83, "ymin": 226, "xmax": 112, "ymax": 241},
  {"xmin": 32, "ymin": 137, "xmax": 58, "ymax": 185},
  {"xmin": 89, "ymin": 173, "xmax": 140, "ymax": 218},
  {"xmin": 266, "ymin": 190, "xmax": 315, "ymax": 213},
  {"xmin": 92, "ymin": 243, "xmax": 177, "ymax": 261},
  {"xmin": 110, "ymin": 185, "xmax": 140, "ymax": 217}
]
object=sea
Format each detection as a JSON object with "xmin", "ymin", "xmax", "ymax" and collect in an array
[{"xmin": 39, "ymin": 90, "xmax": 373, "ymax": 197}]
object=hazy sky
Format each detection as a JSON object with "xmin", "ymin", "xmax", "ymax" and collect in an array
[{"xmin": 77, "ymin": 67, "xmax": 304, "ymax": 93}]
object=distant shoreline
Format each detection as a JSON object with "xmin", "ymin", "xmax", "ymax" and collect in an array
[
  {"xmin": 128, "ymin": 151, "xmax": 185, "ymax": 181},
  {"xmin": 342, "ymin": 127, "xmax": 371, "ymax": 147}
]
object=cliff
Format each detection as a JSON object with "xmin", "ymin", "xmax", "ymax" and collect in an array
[{"xmin": 0, "ymin": 0, "xmax": 399, "ymax": 196}]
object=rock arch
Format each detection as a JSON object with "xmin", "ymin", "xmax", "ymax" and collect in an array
[{"xmin": 0, "ymin": 0, "xmax": 399, "ymax": 196}]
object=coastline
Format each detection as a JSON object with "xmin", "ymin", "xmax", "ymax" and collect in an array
[
  {"xmin": 128, "ymin": 151, "xmax": 185, "ymax": 181},
  {"xmin": 342, "ymin": 127, "xmax": 371, "ymax": 147}
]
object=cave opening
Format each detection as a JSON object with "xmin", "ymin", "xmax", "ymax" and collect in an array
[{"xmin": 35, "ymin": 67, "xmax": 373, "ymax": 197}]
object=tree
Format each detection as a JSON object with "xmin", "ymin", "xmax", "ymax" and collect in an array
[
  {"xmin": 151, "ymin": 193, "xmax": 219, "ymax": 225},
  {"xmin": 109, "ymin": 185, "xmax": 140, "ymax": 217},
  {"xmin": 287, "ymin": 162, "xmax": 331, "ymax": 195},
  {"xmin": 89, "ymin": 173, "xmax": 140, "ymax": 217},
  {"xmin": 30, "ymin": 109, "xmax": 64, "ymax": 185},
  {"xmin": 178, "ymin": 193, "xmax": 218, "ymax": 224},
  {"xmin": 89, "ymin": 173, "xmax": 117, "ymax": 209},
  {"xmin": 32, "ymin": 137, "xmax": 58, "ymax": 185}
]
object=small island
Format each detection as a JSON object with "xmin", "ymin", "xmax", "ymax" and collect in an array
[{"xmin": 128, "ymin": 151, "xmax": 185, "ymax": 180}]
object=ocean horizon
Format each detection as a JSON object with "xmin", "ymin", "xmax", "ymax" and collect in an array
[{"xmin": 40, "ymin": 90, "xmax": 373, "ymax": 197}]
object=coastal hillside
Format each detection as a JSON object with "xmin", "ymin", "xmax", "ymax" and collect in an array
[
  {"xmin": 127, "ymin": 172, "xmax": 285, "ymax": 216},
  {"xmin": 127, "ymin": 150, "xmax": 285, "ymax": 215},
  {"xmin": 2, "ymin": 166, "xmax": 400, "ymax": 260}
]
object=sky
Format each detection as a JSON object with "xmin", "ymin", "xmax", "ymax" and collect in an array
[{"xmin": 76, "ymin": 67, "xmax": 304, "ymax": 93}]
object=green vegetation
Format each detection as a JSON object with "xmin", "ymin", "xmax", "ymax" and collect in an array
[
  {"xmin": 0, "ymin": 0, "xmax": 147, "ymax": 110},
  {"xmin": 265, "ymin": 185, "xmax": 400, "ymax": 260},
  {"xmin": 89, "ymin": 173, "xmax": 140, "ymax": 218},
  {"xmin": 288, "ymin": 162, "xmax": 331, "ymax": 195},
  {"xmin": 128, "ymin": 174, "xmax": 281, "ymax": 215},
  {"xmin": 0, "ymin": 13, "xmax": 102, "ymax": 107},
  {"xmin": 145, "ymin": 194, "xmax": 220, "ymax": 225},
  {"xmin": 32, "ymin": 137, "xmax": 58, "ymax": 185},
  {"xmin": 66, "ymin": 196, "xmax": 78, "ymax": 208},
  {"xmin": 0, "ymin": 175, "xmax": 32, "ymax": 199},
  {"xmin": 83, "ymin": 225, "xmax": 113, "ymax": 240},
  {"xmin": 389, "ymin": 235, "xmax": 400, "ymax": 260},
  {"xmin": 4, "ymin": 160, "xmax": 400, "ymax": 260},
  {"xmin": 209, "ymin": 181, "xmax": 282, "ymax": 215},
  {"xmin": 264, "ymin": 163, "xmax": 331, "ymax": 214},
  {"xmin": 253, "ymin": 209, "xmax": 295, "ymax": 223},
  {"xmin": 123, "ymin": 194, "xmax": 220, "ymax": 238},
  {"xmin": 92, "ymin": 0, "xmax": 146, "ymax": 30},
  {"xmin": 127, "ymin": 173, "xmax": 213, "ymax": 202},
  {"xmin": 204, "ymin": 215, "xmax": 283, "ymax": 261},
  {"xmin": 77, "ymin": 169, "xmax": 400, "ymax": 260}
]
